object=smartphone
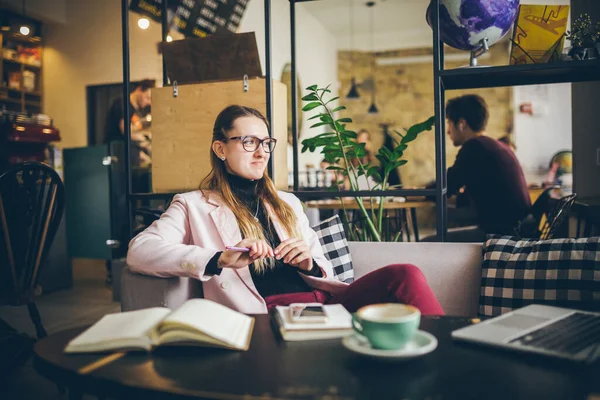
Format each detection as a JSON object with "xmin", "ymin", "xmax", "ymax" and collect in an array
[
  {"xmin": 289, "ymin": 303, "xmax": 328, "ymax": 324},
  {"xmin": 225, "ymin": 246, "xmax": 251, "ymax": 252}
]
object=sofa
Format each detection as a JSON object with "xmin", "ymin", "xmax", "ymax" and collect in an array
[{"xmin": 121, "ymin": 242, "xmax": 484, "ymax": 317}]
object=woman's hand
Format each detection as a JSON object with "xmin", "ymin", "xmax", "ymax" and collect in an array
[
  {"xmin": 218, "ymin": 239, "xmax": 273, "ymax": 269},
  {"xmin": 274, "ymin": 238, "xmax": 314, "ymax": 272}
]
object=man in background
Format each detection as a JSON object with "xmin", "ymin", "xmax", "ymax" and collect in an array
[
  {"xmin": 426, "ymin": 94, "xmax": 531, "ymax": 242},
  {"xmin": 106, "ymin": 79, "xmax": 154, "ymax": 166}
]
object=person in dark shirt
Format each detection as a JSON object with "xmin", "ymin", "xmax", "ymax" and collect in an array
[
  {"xmin": 427, "ymin": 94, "xmax": 531, "ymax": 242},
  {"xmin": 105, "ymin": 79, "xmax": 154, "ymax": 166}
]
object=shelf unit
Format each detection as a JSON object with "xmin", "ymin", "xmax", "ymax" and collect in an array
[
  {"xmin": 287, "ymin": 0, "xmax": 600, "ymax": 241},
  {"xmin": 440, "ymin": 59, "xmax": 600, "ymax": 90},
  {"xmin": 119, "ymin": 0, "xmax": 600, "ymax": 241},
  {"xmin": 0, "ymin": 21, "xmax": 44, "ymax": 114}
]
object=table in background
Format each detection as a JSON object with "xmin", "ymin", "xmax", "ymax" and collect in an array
[
  {"xmin": 529, "ymin": 187, "xmax": 546, "ymax": 204},
  {"xmin": 306, "ymin": 198, "xmax": 435, "ymax": 242},
  {"xmin": 34, "ymin": 316, "xmax": 599, "ymax": 400}
]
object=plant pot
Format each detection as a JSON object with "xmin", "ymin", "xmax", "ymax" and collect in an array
[{"xmin": 569, "ymin": 46, "xmax": 599, "ymax": 60}]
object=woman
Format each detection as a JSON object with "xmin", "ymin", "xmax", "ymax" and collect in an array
[{"xmin": 127, "ymin": 105, "xmax": 444, "ymax": 315}]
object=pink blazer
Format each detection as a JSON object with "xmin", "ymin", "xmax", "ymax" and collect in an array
[{"xmin": 126, "ymin": 190, "xmax": 349, "ymax": 314}]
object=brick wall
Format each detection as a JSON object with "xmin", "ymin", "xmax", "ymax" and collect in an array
[{"xmin": 337, "ymin": 42, "xmax": 513, "ymax": 188}]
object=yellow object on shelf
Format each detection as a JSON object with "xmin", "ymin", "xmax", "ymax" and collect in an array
[{"xmin": 510, "ymin": 5, "xmax": 570, "ymax": 65}]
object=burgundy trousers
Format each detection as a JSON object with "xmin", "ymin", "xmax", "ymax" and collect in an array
[{"xmin": 264, "ymin": 264, "xmax": 445, "ymax": 316}]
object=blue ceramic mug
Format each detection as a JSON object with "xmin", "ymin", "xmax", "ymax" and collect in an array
[{"xmin": 352, "ymin": 303, "xmax": 421, "ymax": 350}]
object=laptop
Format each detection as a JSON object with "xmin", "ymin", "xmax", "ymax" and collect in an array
[{"xmin": 452, "ymin": 304, "xmax": 600, "ymax": 363}]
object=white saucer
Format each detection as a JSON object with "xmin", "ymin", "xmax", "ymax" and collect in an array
[{"xmin": 342, "ymin": 330, "xmax": 438, "ymax": 361}]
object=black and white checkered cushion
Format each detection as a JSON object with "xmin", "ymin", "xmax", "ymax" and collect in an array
[
  {"xmin": 311, "ymin": 215, "xmax": 354, "ymax": 283},
  {"xmin": 480, "ymin": 235, "xmax": 600, "ymax": 317}
]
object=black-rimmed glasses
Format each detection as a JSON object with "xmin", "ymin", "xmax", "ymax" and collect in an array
[{"xmin": 226, "ymin": 135, "xmax": 277, "ymax": 153}]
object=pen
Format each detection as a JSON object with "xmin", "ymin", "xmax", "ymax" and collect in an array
[{"xmin": 225, "ymin": 246, "xmax": 251, "ymax": 252}]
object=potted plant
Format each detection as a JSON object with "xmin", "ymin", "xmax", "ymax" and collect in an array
[
  {"xmin": 300, "ymin": 84, "xmax": 435, "ymax": 242},
  {"xmin": 566, "ymin": 13, "xmax": 600, "ymax": 60}
]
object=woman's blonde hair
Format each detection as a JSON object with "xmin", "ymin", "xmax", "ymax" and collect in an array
[{"xmin": 200, "ymin": 105, "xmax": 300, "ymax": 273}]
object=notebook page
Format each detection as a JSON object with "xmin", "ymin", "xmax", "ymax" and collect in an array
[
  {"xmin": 65, "ymin": 308, "xmax": 171, "ymax": 352},
  {"xmin": 159, "ymin": 299, "xmax": 254, "ymax": 349}
]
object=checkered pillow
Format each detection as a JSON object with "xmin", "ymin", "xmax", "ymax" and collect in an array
[
  {"xmin": 311, "ymin": 215, "xmax": 354, "ymax": 283},
  {"xmin": 480, "ymin": 235, "xmax": 600, "ymax": 317}
]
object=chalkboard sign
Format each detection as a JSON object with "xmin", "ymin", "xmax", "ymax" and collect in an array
[
  {"xmin": 129, "ymin": 0, "xmax": 173, "ymax": 22},
  {"xmin": 130, "ymin": 0, "xmax": 249, "ymax": 38}
]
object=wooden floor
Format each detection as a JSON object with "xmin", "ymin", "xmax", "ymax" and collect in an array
[{"xmin": 1, "ymin": 259, "xmax": 120, "ymax": 400}]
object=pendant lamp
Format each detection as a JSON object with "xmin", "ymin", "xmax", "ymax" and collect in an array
[
  {"xmin": 367, "ymin": 1, "xmax": 379, "ymax": 114},
  {"xmin": 346, "ymin": 0, "xmax": 360, "ymax": 99}
]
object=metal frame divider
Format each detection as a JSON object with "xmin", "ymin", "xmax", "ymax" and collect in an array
[{"xmin": 121, "ymin": 0, "xmax": 449, "ymax": 241}]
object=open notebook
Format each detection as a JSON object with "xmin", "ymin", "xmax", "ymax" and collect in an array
[{"xmin": 64, "ymin": 299, "xmax": 255, "ymax": 353}]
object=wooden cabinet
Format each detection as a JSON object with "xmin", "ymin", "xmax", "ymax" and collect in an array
[{"xmin": 0, "ymin": 10, "xmax": 43, "ymax": 114}]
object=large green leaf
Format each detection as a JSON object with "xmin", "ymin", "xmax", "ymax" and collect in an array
[
  {"xmin": 394, "ymin": 144, "xmax": 408, "ymax": 153},
  {"xmin": 301, "ymin": 93, "xmax": 319, "ymax": 101},
  {"xmin": 393, "ymin": 160, "xmax": 408, "ymax": 168},
  {"xmin": 302, "ymin": 102, "xmax": 321, "ymax": 112},
  {"xmin": 311, "ymin": 132, "xmax": 336, "ymax": 139},
  {"xmin": 402, "ymin": 116, "xmax": 435, "ymax": 144},
  {"xmin": 306, "ymin": 85, "xmax": 318, "ymax": 91},
  {"xmin": 310, "ymin": 121, "xmax": 330, "ymax": 129}
]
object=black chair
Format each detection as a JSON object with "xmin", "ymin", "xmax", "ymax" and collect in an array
[
  {"xmin": 0, "ymin": 162, "xmax": 65, "ymax": 339},
  {"xmin": 516, "ymin": 187, "xmax": 576, "ymax": 240},
  {"xmin": 539, "ymin": 193, "xmax": 577, "ymax": 240}
]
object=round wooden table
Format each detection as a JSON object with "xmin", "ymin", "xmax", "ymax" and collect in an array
[{"xmin": 34, "ymin": 316, "xmax": 598, "ymax": 400}]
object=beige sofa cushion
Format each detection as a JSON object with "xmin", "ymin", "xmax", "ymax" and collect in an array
[{"xmin": 348, "ymin": 242, "xmax": 483, "ymax": 317}]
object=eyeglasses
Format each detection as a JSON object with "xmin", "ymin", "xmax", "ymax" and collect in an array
[{"xmin": 226, "ymin": 135, "xmax": 277, "ymax": 153}]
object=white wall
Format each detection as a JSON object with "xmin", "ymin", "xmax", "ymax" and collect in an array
[
  {"xmin": 240, "ymin": 0, "xmax": 339, "ymax": 173},
  {"xmin": 513, "ymin": 84, "xmax": 572, "ymax": 183},
  {"xmin": 337, "ymin": 29, "xmax": 433, "ymax": 52},
  {"xmin": 0, "ymin": 0, "xmax": 67, "ymax": 24}
]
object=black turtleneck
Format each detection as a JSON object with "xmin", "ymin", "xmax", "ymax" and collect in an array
[{"xmin": 205, "ymin": 173, "xmax": 322, "ymax": 298}]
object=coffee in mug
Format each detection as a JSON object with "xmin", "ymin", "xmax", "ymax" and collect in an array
[{"xmin": 352, "ymin": 303, "xmax": 421, "ymax": 350}]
